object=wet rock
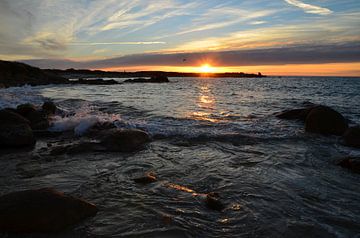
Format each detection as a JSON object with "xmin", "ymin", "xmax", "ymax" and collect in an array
[
  {"xmin": 0, "ymin": 109, "xmax": 35, "ymax": 147},
  {"xmin": 276, "ymin": 107, "xmax": 313, "ymax": 121},
  {"xmin": 0, "ymin": 188, "xmax": 98, "ymax": 233},
  {"xmin": 0, "ymin": 123, "xmax": 35, "ymax": 147},
  {"xmin": 42, "ymin": 101, "xmax": 57, "ymax": 115},
  {"xmin": 337, "ymin": 157, "xmax": 360, "ymax": 173},
  {"xmin": 206, "ymin": 192, "xmax": 225, "ymax": 211},
  {"xmin": 100, "ymin": 129, "xmax": 151, "ymax": 152},
  {"xmin": 124, "ymin": 75, "xmax": 169, "ymax": 83},
  {"xmin": 133, "ymin": 172, "xmax": 157, "ymax": 184},
  {"xmin": 343, "ymin": 126, "xmax": 360, "ymax": 148},
  {"xmin": 26, "ymin": 110, "xmax": 50, "ymax": 130},
  {"xmin": 305, "ymin": 106, "xmax": 348, "ymax": 135},
  {"xmin": 16, "ymin": 103, "xmax": 37, "ymax": 116},
  {"xmin": 71, "ymin": 78, "xmax": 119, "ymax": 85},
  {"xmin": 0, "ymin": 109, "xmax": 30, "ymax": 125}
]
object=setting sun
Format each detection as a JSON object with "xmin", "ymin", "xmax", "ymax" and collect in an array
[{"xmin": 200, "ymin": 64, "xmax": 215, "ymax": 73}]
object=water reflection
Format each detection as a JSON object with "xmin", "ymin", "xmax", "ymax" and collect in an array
[{"xmin": 188, "ymin": 84, "xmax": 219, "ymax": 122}]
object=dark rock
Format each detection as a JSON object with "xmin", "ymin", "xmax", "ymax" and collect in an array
[
  {"xmin": 124, "ymin": 75, "xmax": 169, "ymax": 83},
  {"xmin": 0, "ymin": 109, "xmax": 30, "ymax": 125},
  {"xmin": 133, "ymin": 172, "xmax": 157, "ymax": 184},
  {"xmin": 16, "ymin": 103, "xmax": 37, "ymax": 116},
  {"xmin": 276, "ymin": 107, "xmax": 313, "ymax": 121},
  {"xmin": 42, "ymin": 101, "xmax": 57, "ymax": 115},
  {"xmin": 305, "ymin": 106, "xmax": 348, "ymax": 135},
  {"xmin": 206, "ymin": 192, "xmax": 225, "ymax": 211},
  {"xmin": 71, "ymin": 78, "xmax": 119, "ymax": 85},
  {"xmin": 0, "ymin": 188, "xmax": 97, "ymax": 233},
  {"xmin": 337, "ymin": 157, "xmax": 360, "ymax": 173},
  {"xmin": 25, "ymin": 110, "xmax": 49, "ymax": 130},
  {"xmin": 0, "ymin": 123, "xmax": 35, "ymax": 147},
  {"xmin": 0, "ymin": 109, "xmax": 35, "ymax": 147},
  {"xmin": 100, "ymin": 129, "xmax": 151, "ymax": 152},
  {"xmin": 0, "ymin": 60, "xmax": 68, "ymax": 88},
  {"xmin": 343, "ymin": 126, "xmax": 360, "ymax": 148}
]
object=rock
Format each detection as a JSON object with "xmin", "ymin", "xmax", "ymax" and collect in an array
[
  {"xmin": 337, "ymin": 157, "xmax": 360, "ymax": 173},
  {"xmin": 133, "ymin": 172, "xmax": 157, "ymax": 184},
  {"xmin": 42, "ymin": 101, "xmax": 57, "ymax": 115},
  {"xmin": 343, "ymin": 126, "xmax": 360, "ymax": 148},
  {"xmin": 206, "ymin": 192, "xmax": 225, "ymax": 211},
  {"xmin": 124, "ymin": 75, "xmax": 169, "ymax": 83},
  {"xmin": 276, "ymin": 107, "xmax": 313, "ymax": 121},
  {"xmin": 71, "ymin": 78, "xmax": 119, "ymax": 85},
  {"xmin": 305, "ymin": 106, "xmax": 348, "ymax": 135},
  {"xmin": 0, "ymin": 60, "xmax": 69, "ymax": 88},
  {"xmin": 0, "ymin": 109, "xmax": 30, "ymax": 125},
  {"xmin": 0, "ymin": 188, "xmax": 98, "ymax": 233},
  {"xmin": 0, "ymin": 109, "xmax": 35, "ymax": 147},
  {"xmin": 15, "ymin": 104, "xmax": 50, "ymax": 130},
  {"xmin": 0, "ymin": 123, "xmax": 35, "ymax": 147},
  {"xmin": 16, "ymin": 103, "xmax": 37, "ymax": 116},
  {"xmin": 100, "ymin": 129, "xmax": 150, "ymax": 152}
]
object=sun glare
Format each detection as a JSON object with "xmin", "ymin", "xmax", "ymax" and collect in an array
[{"xmin": 200, "ymin": 64, "xmax": 215, "ymax": 73}]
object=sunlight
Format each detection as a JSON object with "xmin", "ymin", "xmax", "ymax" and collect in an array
[{"xmin": 200, "ymin": 64, "xmax": 215, "ymax": 73}]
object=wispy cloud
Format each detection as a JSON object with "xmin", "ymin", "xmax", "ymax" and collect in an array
[
  {"xmin": 284, "ymin": 0, "xmax": 333, "ymax": 15},
  {"xmin": 69, "ymin": 42, "xmax": 166, "ymax": 46}
]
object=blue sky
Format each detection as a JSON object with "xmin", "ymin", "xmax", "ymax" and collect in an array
[{"xmin": 0, "ymin": 0, "xmax": 359, "ymax": 75}]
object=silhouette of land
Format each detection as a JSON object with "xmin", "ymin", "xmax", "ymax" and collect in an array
[{"xmin": 45, "ymin": 68, "xmax": 265, "ymax": 79}]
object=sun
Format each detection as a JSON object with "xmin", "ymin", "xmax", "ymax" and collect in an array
[{"xmin": 200, "ymin": 64, "xmax": 215, "ymax": 73}]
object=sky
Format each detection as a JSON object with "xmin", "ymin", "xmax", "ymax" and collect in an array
[{"xmin": 0, "ymin": 0, "xmax": 359, "ymax": 76}]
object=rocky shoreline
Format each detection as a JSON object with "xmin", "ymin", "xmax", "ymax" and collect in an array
[{"xmin": 0, "ymin": 98, "xmax": 359, "ymax": 234}]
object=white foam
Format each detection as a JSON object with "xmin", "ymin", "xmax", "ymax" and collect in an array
[
  {"xmin": 49, "ymin": 106, "xmax": 122, "ymax": 136},
  {"xmin": 0, "ymin": 85, "xmax": 45, "ymax": 109}
]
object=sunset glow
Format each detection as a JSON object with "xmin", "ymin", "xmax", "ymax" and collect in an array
[
  {"xmin": 200, "ymin": 64, "xmax": 215, "ymax": 73},
  {"xmin": 1, "ymin": 0, "xmax": 359, "ymax": 76}
]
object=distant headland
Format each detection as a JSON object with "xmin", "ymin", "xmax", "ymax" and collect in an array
[{"xmin": 0, "ymin": 60, "xmax": 265, "ymax": 88}]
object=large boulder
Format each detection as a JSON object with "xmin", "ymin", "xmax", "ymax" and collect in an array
[
  {"xmin": 100, "ymin": 129, "xmax": 151, "ymax": 152},
  {"xmin": 0, "ymin": 123, "xmax": 35, "ymax": 147},
  {"xmin": 16, "ymin": 104, "xmax": 49, "ymax": 130},
  {"xmin": 0, "ymin": 109, "xmax": 30, "ymax": 125},
  {"xmin": 0, "ymin": 188, "xmax": 98, "ymax": 233},
  {"xmin": 343, "ymin": 126, "xmax": 360, "ymax": 148},
  {"xmin": 0, "ymin": 109, "xmax": 35, "ymax": 147},
  {"xmin": 276, "ymin": 107, "xmax": 314, "ymax": 121},
  {"xmin": 305, "ymin": 106, "xmax": 348, "ymax": 135}
]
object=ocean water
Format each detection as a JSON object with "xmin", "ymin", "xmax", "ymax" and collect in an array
[{"xmin": 0, "ymin": 77, "xmax": 360, "ymax": 237}]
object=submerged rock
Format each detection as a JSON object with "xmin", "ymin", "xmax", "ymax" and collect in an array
[
  {"xmin": 0, "ymin": 109, "xmax": 35, "ymax": 147},
  {"xmin": 0, "ymin": 188, "xmax": 98, "ymax": 233},
  {"xmin": 305, "ymin": 106, "xmax": 348, "ymax": 135},
  {"xmin": 133, "ymin": 172, "xmax": 157, "ymax": 184},
  {"xmin": 343, "ymin": 126, "xmax": 360, "ymax": 148},
  {"xmin": 338, "ymin": 157, "xmax": 360, "ymax": 173},
  {"xmin": 100, "ymin": 129, "xmax": 151, "ymax": 152},
  {"xmin": 206, "ymin": 192, "xmax": 225, "ymax": 211}
]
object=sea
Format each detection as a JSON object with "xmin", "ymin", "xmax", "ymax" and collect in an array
[{"xmin": 0, "ymin": 76, "xmax": 359, "ymax": 237}]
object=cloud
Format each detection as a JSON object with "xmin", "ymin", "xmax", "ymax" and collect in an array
[
  {"xmin": 22, "ymin": 42, "xmax": 360, "ymax": 69},
  {"xmin": 69, "ymin": 42, "xmax": 166, "ymax": 46},
  {"xmin": 284, "ymin": 0, "xmax": 333, "ymax": 15}
]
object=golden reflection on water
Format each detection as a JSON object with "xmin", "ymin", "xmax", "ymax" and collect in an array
[{"xmin": 187, "ymin": 84, "xmax": 220, "ymax": 122}]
